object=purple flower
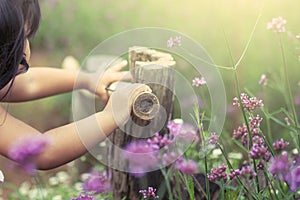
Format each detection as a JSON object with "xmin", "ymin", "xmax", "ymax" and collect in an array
[
  {"xmin": 249, "ymin": 115, "xmax": 263, "ymax": 135},
  {"xmin": 167, "ymin": 120, "xmax": 198, "ymax": 143},
  {"xmin": 167, "ymin": 119, "xmax": 183, "ymax": 135},
  {"xmin": 288, "ymin": 166, "xmax": 300, "ymax": 191},
  {"xmin": 269, "ymin": 152, "xmax": 290, "ymax": 179},
  {"xmin": 233, "ymin": 124, "xmax": 248, "ymax": 147},
  {"xmin": 267, "ymin": 16, "xmax": 287, "ymax": 33},
  {"xmin": 83, "ymin": 169, "xmax": 111, "ymax": 194},
  {"xmin": 123, "ymin": 140, "xmax": 159, "ymax": 177},
  {"xmin": 175, "ymin": 159, "xmax": 198, "ymax": 175},
  {"xmin": 208, "ymin": 132, "xmax": 219, "ymax": 145},
  {"xmin": 147, "ymin": 132, "xmax": 172, "ymax": 150},
  {"xmin": 258, "ymin": 74, "xmax": 267, "ymax": 86},
  {"xmin": 273, "ymin": 138, "xmax": 290, "ymax": 151},
  {"xmin": 192, "ymin": 77, "xmax": 206, "ymax": 87},
  {"xmin": 239, "ymin": 165, "xmax": 257, "ymax": 179},
  {"xmin": 257, "ymin": 161, "xmax": 265, "ymax": 170},
  {"xmin": 70, "ymin": 194, "xmax": 94, "ymax": 200},
  {"xmin": 250, "ymin": 143, "xmax": 271, "ymax": 162},
  {"xmin": 139, "ymin": 187, "xmax": 159, "ymax": 199},
  {"xmin": 8, "ymin": 135, "xmax": 51, "ymax": 174},
  {"xmin": 269, "ymin": 152, "xmax": 300, "ymax": 191},
  {"xmin": 207, "ymin": 164, "xmax": 227, "ymax": 182},
  {"xmin": 233, "ymin": 93, "xmax": 263, "ymax": 112},
  {"xmin": 229, "ymin": 169, "xmax": 241, "ymax": 180},
  {"xmin": 167, "ymin": 36, "xmax": 181, "ymax": 48}
]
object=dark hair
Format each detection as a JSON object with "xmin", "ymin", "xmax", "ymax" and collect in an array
[
  {"xmin": 0, "ymin": 0, "xmax": 25, "ymax": 92},
  {"xmin": 17, "ymin": 0, "xmax": 41, "ymax": 38},
  {"xmin": 0, "ymin": 0, "xmax": 40, "ymax": 97}
]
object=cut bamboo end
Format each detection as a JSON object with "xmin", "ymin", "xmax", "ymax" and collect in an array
[{"xmin": 132, "ymin": 91, "xmax": 159, "ymax": 120}]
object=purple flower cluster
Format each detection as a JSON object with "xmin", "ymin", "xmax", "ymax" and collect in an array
[
  {"xmin": 259, "ymin": 74, "xmax": 268, "ymax": 86},
  {"xmin": 208, "ymin": 132, "xmax": 219, "ymax": 145},
  {"xmin": 269, "ymin": 152, "xmax": 300, "ymax": 191},
  {"xmin": 272, "ymin": 138, "xmax": 290, "ymax": 151},
  {"xmin": 82, "ymin": 169, "xmax": 111, "ymax": 194},
  {"xmin": 249, "ymin": 115, "xmax": 263, "ymax": 135},
  {"xmin": 139, "ymin": 187, "xmax": 159, "ymax": 199},
  {"xmin": 250, "ymin": 136, "xmax": 271, "ymax": 162},
  {"xmin": 233, "ymin": 115, "xmax": 265, "ymax": 148},
  {"xmin": 123, "ymin": 140, "xmax": 159, "ymax": 177},
  {"xmin": 233, "ymin": 123, "xmax": 248, "ymax": 146},
  {"xmin": 192, "ymin": 77, "xmax": 206, "ymax": 87},
  {"xmin": 70, "ymin": 194, "xmax": 94, "ymax": 200},
  {"xmin": 229, "ymin": 165, "xmax": 257, "ymax": 180},
  {"xmin": 233, "ymin": 93, "xmax": 263, "ymax": 112},
  {"xmin": 167, "ymin": 36, "xmax": 181, "ymax": 48},
  {"xmin": 175, "ymin": 158, "xmax": 199, "ymax": 175},
  {"xmin": 239, "ymin": 165, "xmax": 257, "ymax": 179},
  {"xmin": 207, "ymin": 164, "xmax": 227, "ymax": 182},
  {"xmin": 8, "ymin": 135, "xmax": 51, "ymax": 174},
  {"xmin": 167, "ymin": 120, "xmax": 198, "ymax": 143},
  {"xmin": 267, "ymin": 16, "xmax": 287, "ymax": 33},
  {"xmin": 147, "ymin": 132, "xmax": 171, "ymax": 150},
  {"xmin": 123, "ymin": 120, "xmax": 199, "ymax": 177},
  {"xmin": 229, "ymin": 169, "xmax": 240, "ymax": 180}
]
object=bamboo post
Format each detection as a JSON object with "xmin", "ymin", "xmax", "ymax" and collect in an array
[{"xmin": 108, "ymin": 47, "xmax": 175, "ymax": 200}]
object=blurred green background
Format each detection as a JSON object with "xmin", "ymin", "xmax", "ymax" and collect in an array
[
  {"xmin": 2, "ymin": 0, "xmax": 300, "ymax": 196},
  {"xmin": 28, "ymin": 0, "xmax": 300, "ymax": 130}
]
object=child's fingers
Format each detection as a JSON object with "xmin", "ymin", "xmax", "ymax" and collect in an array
[{"xmin": 110, "ymin": 60, "xmax": 128, "ymax": 71}]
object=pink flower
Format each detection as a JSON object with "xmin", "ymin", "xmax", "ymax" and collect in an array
[
  {"xmin": 167, "ymin": 36, "xmax": 182, "ymax": 48},
  {"xmin": 273, "ymin": 138, "xmax": 290, "ymax": 151},
  {"xmin": 269, "ymin": 152, "xmax": 290, "ymax": 179},
  {"xmin": 239, "ymin": 165, "xmax": 257, "ymax": 179},
  {"xmin": 70, "ymin": 194, "xmax": 94, "ymax": 200},
  {"xmin": 139, "ymin": 187, "xmax": 159, "ymax": 199},
  {"xmin": 258, "ymin": 74, "xmax": 267, "ymax": 86},
  {"xmin": 175, "ymin": 158, "xmax": 198, "ymax": 175},
  {"xmin": 8, "ymin": 135, "xmax": 51, "ymax": 174},
  {"xmin": 83, "ymin": 169, "xmax": 111, "ymax": 194},
  {"xmin": 192, "ymin": 77, "xmax": 206, "ymax": 87},
  {"xmin": 208, "ymin": 132, "xmax": 219, "ymax": 145},
  {"xmin": 267, "ymin": 16, "xmax": 287, "ymax": 33},
  {"xmin": 233, "ymin": 124, "xmax": 248, "ymax": 147},
  {"xmin": 208, "ymin": 164, "xmax": 227, "ymax": 182},
  {"xmin": 288, "ymin": 166, "xmax": 300, "ymax": 191},
  {"xmin": 123, "ymin": 140, "xmax": 159, "ymax": 177},
  {"xmin": 249, "ymin": 115, "xmax": 263, "ymax": 135},
  {"xmin": 233, "ymin": 93, "xmax": 263, "ymax": 112}
]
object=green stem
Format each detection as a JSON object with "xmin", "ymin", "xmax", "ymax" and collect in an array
[
  {"xmin": 204, "ymin": 155, "xmax": 211, "ymax": 200},
  {"xmin": 184, "ymin": 175, "xmax": 195, "ymax": 200},
  {"xmin": 175, "ymin": 171, "xmax": 183, "ymax": 200},
  {"xmin": 278, "ymin": 33, "xmax": 300, "ymax": 151},
  {"xmin": 263, "ymin": 171, "xmax": 280, "ymax": 200},
  {"xmin": 161, "ymin": 168, "xmax": 174, "ymax": 200},
  {"xmin": 278, "ymin": 34, "xmax": 299, "ymax": 128},
  {"xmin": 233, "ymin": 71, "xmax": 260, "ymax": 193},
  {"xmin": 265, "ymin": 110, "xmax": 273, "ymax": 144},
  {"xmin": 218, "ymin": 144, "xmax": 256, "ymax": 199}
]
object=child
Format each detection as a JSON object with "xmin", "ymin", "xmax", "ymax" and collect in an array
[{"xmin": 0, "ymin": 0, "xmax": 149, "ymax": 170}]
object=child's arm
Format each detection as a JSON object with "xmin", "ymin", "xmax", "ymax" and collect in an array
[
  {"xmin": 0, "ymin": 61, "xmax": 129, "ymax": 102},
  {"xmin": 0, "ymin": 83, "xmax": 150, "ymax": 169}
]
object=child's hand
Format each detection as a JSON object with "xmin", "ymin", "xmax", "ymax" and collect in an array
[
  {"xmin": 88, "ymin": 60, "xmax": 131, "ymax": 103},
  {"xmin": 103, "ymin": 83, "xmax": 152, "ymax": 128}
]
